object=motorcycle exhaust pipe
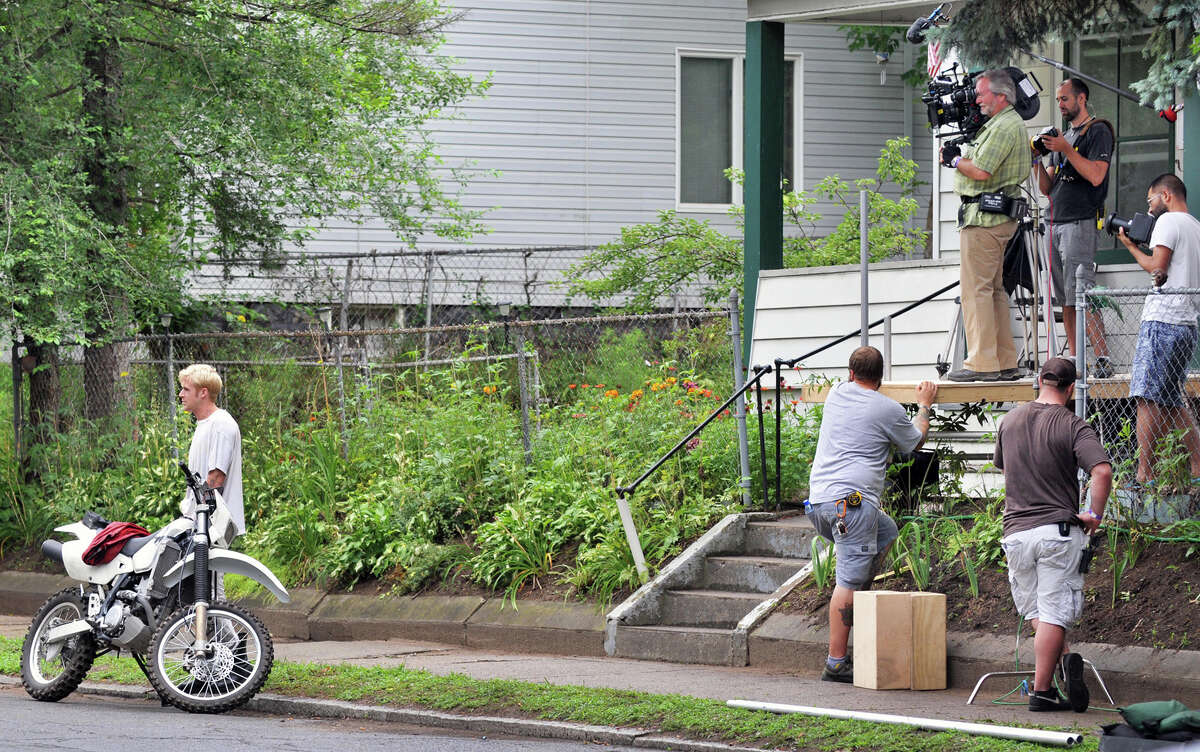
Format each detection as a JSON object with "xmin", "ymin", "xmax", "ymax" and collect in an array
[{"xmin": 41, "ymin": 539, "xmax": 64, "ymax": 566}]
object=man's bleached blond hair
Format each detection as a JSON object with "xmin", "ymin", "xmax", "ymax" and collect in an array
[{"xmin": 179, "ymin": 364, "xmax": 222, "ymax": 398}]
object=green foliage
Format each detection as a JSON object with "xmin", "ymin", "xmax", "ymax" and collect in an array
[
  {"xmin": 893, "ymin": 519, "xmax": 934, "ymax": 590},
  {"xmin": 1, "ymin": 0, "xmax": 489, "ymax": 347},
  {"xmin": 809, "ymin": 537, "xmax": 835, "ymax": 592},
  {"xmin": 932, "ymin": 1, "xmax": 1196, "ymax": 110},
  {"xmin": 566, "ymin": 138, "xmax": 927, "ymax": 312},
  {"xmin": 840, "ymin": 25, "xmax": 930, "ymax": 88}
]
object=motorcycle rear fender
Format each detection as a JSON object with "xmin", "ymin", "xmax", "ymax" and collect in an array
[{"xmin": 161, "ymin": 549, "xmax": 290, "ymax": 604}]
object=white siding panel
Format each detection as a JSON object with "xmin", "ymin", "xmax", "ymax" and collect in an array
[{"xmin": 253, "ymin": 1, "xmax": 935, "ymax": 310}]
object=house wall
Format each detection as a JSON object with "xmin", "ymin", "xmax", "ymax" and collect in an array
[
  {"xmin": 750, "ymin": 261, "xmax": 1150, "ymax": 385},
  {"xmin": 192, "ymin": 2, "xmax": 935, "ymax": 308}
]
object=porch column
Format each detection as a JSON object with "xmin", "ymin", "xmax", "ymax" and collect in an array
[
  {"xmin": 1186, "ymin": 89, "xmax": 1200, "ymax": 221},
  {"xmin": 743, "ymin": 20, "xmax": 785, "ymax": 364}
]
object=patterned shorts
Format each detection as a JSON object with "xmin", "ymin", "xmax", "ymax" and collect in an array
[{"xmin": 1130, "ymin": 320, "xmax": 1197, "ymax": 408}]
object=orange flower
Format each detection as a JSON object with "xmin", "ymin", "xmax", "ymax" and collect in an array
[
  {"xmin": 596, "ymin": 383, "xmax": 605, "ymax": 388},
  {"xmin": 604, "ymin": 389, "xmax": 619, "ymax": 398},
  {"xmin": 665, "ymin": 377, "xmax": 677, "ymax": 385},
  {"xmin": 582, "ymin": 384, "xmax": 591, "ymax": 388},
  {"xmin": 483, "ymin": 385, "xmax": 497, "ymax": 395},
  {"xmin": 568, "ymin": 384, "xmax": 577, "ymax": 389},
  {"xmin": 631, "ymin": 389, "xmax": 644, "ymax": 399},
  {"xmin": 674, "ymin": 399, "xmax": 683, "ymax": 406}
]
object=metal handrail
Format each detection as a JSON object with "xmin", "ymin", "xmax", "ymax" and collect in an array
[{"xmin": 613, "ymin": 278, "xmax": 964, "ymax": 581}]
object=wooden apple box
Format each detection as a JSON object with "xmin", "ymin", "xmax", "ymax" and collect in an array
[{"xmin": 852, "ymin": 591, "xmax": 946, "ymax": 690}]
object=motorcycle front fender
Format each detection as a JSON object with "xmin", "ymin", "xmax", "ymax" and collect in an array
[{"xmin": 162, "ymin": 549, "xmax": 290, "ymax": 604}]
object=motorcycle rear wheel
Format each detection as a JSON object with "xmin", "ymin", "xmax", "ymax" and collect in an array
[
  {"xmin": 21, "ymin": 588, "xmax": 97, "ymax": 701},
  {"xmin": 147, "ymin": 600, "xmax": 273, "ymax": 714}
]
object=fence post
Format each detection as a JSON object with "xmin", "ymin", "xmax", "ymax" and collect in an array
[
  {"xmin": 423, "ymin": 250, "xmax": 434, "ymax": 364},
  {"xmin": 337, "ymin": 260, "xmax": 353, "ymax": 460},
  {"xmin": 514, "ymin": 325, "xmax": 533, "ymax": 466},
  {"xmin": 860, "ymin": 189, "xmax": 869, "ymax": 348},
  {"xmin": 728, "ymin": 292, "xmax": 752, "ymax": 506},
  {"xmin": 883, "ymin": 315, "xmax": 893, "ymax": 381},
  {"xmin": 164, "ymin": 316, "xmax": 177, "ymax": 458},
  {"xmin": 10, "ymin": 340, "xmax": 21, "ymax": 464},
  {"xmin": 1075, "ymin": 266, "xmax": 1088, "ymax": 422},
  {"xmin": 531, "ymin": 349, "xmax": 542, "ymax": 429}
]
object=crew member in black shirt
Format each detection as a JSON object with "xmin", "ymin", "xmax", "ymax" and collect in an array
[{"xmin": 1033, "ymin": 78, "xmax": 1114, "ymax": 374}]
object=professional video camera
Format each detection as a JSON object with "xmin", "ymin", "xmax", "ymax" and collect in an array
[
  {"xmin": 1104, "ymin": 211, "xmax": 1156, "ymax": 246},
  {"xmin": 922, "ymin": 64, "xmax": 1042, "ymax": 143}
]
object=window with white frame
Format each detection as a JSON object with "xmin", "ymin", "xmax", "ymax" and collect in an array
[{"xmin": 677, "ymin": 52, "xmax": 802, "ymax": 211}]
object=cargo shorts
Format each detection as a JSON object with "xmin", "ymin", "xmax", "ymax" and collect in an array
[
  {"xmin": 1001, "ymin": 523, "xmax": 1085, "ymax": 628},
  {"xmin": 1049, "ymin": 219, "xmax": 1099, "ymax": 306},
  {"xmin": 808, "ymin": 499, "xmax": 899, "ymax": 590}
]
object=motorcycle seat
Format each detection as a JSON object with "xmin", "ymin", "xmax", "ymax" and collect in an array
[{"xmin": 120, "ymin": 535, "xmax": 155, "ymax": 557}]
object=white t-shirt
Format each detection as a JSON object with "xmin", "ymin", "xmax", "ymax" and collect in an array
[
  {"xmin": 807, "ymin": 381, "xmax": 923, "ymax": 507},
  {"xmin": 1142, "ymin": 211, "xmax": 1200, "ymax": 326},
  {"xmin": 183, "ymin": 408, "xmax": 245, "ymax": 534}
]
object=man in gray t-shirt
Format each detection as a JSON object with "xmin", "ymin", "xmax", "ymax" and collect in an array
[{"xmin": 806, "ymin": 346, "xmax": 937, "ymax": 683}]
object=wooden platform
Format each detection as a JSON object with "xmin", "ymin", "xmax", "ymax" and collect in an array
[{"xmin": 787, "ymin": 376, "xmax": 1200, "ymax": 404}]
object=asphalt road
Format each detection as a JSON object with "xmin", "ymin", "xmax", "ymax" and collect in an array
[{"xmin": 3, "ymin": 686, "xmax": 636, "ymax": 752}]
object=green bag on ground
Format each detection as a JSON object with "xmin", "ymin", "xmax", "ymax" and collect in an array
[
  {"xmin": 1120, "ymin": 701, "xmax": 1190, "ymax": 735},
  {"xmin": 1159, "ymin": 709, "xmax": 1200, "ymax": 735}
]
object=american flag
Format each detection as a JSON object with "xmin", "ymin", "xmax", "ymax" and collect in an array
[{"xmin": 927, "ymin": 40, "xmax": 943, "ymax": 77}]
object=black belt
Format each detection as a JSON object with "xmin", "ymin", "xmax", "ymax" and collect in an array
[{"xmin": 961, "ymin": 195, "xmax": 981, "ymax": 205}]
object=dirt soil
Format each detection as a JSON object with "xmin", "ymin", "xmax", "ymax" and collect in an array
[{"xmin": 778, "ymin": 537, "xmax": 1200, "ymax": 650}]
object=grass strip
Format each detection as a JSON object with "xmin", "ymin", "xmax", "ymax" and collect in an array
[{"xmin": 0, "ymin": 636, "xmax": 1096, "ymax": 751}]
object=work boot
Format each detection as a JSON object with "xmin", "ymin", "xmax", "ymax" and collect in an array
[
  {"xmin": 821, "ymin": 655, "xmax": 853, "ymax": 683},
  {"xmin": 1028, "ymin": 689, "xmax": 1070, "ymax": 712},
  {"xmin": 998, "ymin": 367, "xmax": 1023, "ymax": 380},
  {"xmin": 945, "ymin": 368, "xmax": 999, "ymax": 382},
  {"xmin": 1060, "ymin": 653, "xmax": 1090, "ymax": 713}
]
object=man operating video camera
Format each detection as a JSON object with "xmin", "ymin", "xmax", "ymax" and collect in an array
[{"xmin": 941, "ymin": 69, "xmax": 1029, "ymax": 382}]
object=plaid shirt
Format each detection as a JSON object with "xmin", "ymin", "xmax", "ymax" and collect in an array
[{"xmin": 955, "ymin": 106, "xmax": 1028, "ymax": 228}]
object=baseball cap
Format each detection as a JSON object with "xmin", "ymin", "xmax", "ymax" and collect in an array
[{"xmin": 1039, "ymin": 357, "xmax": 1076, "ymax": 387}]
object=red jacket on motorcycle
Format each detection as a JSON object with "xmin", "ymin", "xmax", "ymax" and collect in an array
[{"xmin": 82, "ymin": 522, "xmax": 151, "ymax": 565}]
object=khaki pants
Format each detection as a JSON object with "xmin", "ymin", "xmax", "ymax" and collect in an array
[{"xmin": 960, "ymin": 221, "xmax": 1018, "ymax": 372}]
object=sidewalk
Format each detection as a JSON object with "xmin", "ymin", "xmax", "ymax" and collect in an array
[
  {"xmin": 0, "ymin": 613, "xmax": 1092, "ymax": 729},
  {"xmin": 3, "ymin": 569, "xmax": 1198, "ymax": 726}
]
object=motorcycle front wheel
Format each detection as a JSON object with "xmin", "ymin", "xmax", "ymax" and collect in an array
[
  {"xmin": 147, "ymin": 600, "xmax": 273, "ymax": 714},
  {"xmin": 21, "ymin": 588, "xmax": 97, "ymax": 701}
]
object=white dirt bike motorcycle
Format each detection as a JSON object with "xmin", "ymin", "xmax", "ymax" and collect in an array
[{"xmin": 20, "ymin": 463, "xmax": 289, "ymax": 714}]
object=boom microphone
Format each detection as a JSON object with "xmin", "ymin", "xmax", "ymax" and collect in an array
[{"xmin": 905, "ymin": 3, "xmax": 949, "ymax": 44}]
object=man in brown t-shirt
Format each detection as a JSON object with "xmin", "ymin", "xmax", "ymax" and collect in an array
[{"xmin": 994, "ymin": 357, "xmax": 1111, "ymax": 713}]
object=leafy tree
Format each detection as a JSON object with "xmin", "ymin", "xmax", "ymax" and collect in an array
[
  {"xmin": 1, "ymin": 0, "xmax": 487, "ymax": 427},
  {"xmin": 932, "ymin": 0, "xmax": 1199, "ymax": 109},
  {"xmin": 566, "ymin": 138, "xmax": 926, "ymax": 312}
]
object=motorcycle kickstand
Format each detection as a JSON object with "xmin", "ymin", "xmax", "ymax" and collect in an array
[{"xmin": 130, "ymin": 652, "xmax": 170, "ymax": 706}]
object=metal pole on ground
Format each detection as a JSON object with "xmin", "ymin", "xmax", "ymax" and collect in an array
[
  {"xmin": 860, "ymin": 189, "xmax": 869, "ymax": 348},
  {"xmin": 616, "ymin": 489, "xmax": 649, "ymax": 582},
  {"xmin": 728, "ymin": 291, "xmax": 752, "ymax": 505}
]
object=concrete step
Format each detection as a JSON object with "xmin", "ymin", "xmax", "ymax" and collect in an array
[
  {"xmin": 742, "ymin": 520, "xmax": 816, "ymax": 557},
  {"xmin": 611, "ymin": 624, "xmax": 734, "ymax": 665},
  {"xmin": 702, "ymin": 555, "xmax": 806, "ymax": 593},
  {"xmin": 659, "ymin": 589, "xmax": 766, "ymax": 628}
]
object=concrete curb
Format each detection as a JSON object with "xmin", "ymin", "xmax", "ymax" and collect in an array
[
  {"xmin": 1, "ymin": 571, "xmax": 607, "ymax": 657},
  {"xmin": 0, "ymin": 676, "xmax": 769, "ymax": 752}
]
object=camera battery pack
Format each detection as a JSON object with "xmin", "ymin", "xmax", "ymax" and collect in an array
[{"xmin": 979, "ymin": 192, "xmax": 1010, "ymax": 213}]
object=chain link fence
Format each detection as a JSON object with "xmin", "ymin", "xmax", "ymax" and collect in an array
[
  {"xmin": 9, "ymin": 308, "xmax": 734, "ymax": 471},
  {"xmin": 1082, "ymin": 286, "xmax": 1200, "ymax": 523}
]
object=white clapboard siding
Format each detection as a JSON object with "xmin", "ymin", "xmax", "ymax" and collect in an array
[{"xmin": 196, "ymin": 2, "xmax": 934, "ymax": 307}]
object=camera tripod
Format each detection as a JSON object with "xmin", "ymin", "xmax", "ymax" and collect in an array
[{"xmin": 935, "ymin": 194, "xmax": 1053, "ymax": 378}]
